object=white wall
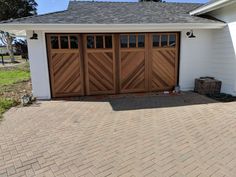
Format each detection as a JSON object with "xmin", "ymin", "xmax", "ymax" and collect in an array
[
  {"xmin": 179, "ymin": 29, "xmax": 214, "ymax": 91},
  {"xmin": 26, "ymin": 30, "xmax": 51, "ymax": 99},
  {"xmin": 27, "ymin": 29, "xmax": 215, "ymax": 99},
  {"xmin": 209, "ymin": 3, "xmax": 236, "ymax": 23},
  {"xmin": 207, "ymin": 4, "xmax": 236, "ymax": 95},
  {"xmin": 209, "ymin": 25, "xmax": 236, "ymax": 95}
]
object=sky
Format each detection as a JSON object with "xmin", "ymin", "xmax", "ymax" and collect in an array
[{"xmin": 36, "ymin": 0, "xmax": 209, "ymax": 14}]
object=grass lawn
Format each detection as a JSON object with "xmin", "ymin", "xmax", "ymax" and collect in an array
[
  {"xmin": 0, "ymin": 68, "xmax": 30, "ymax": 86},
  {"xmin": 0, "ymin": 62, "xmax": 31, "ymax": 118},
  {"xmin": 2, "ymin": 55, "xmax": 22, "ymax": 60}
]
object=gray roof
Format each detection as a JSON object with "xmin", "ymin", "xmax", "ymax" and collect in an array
[{"xmin": 1, "ymin": 1, "xmax": 223, "ymax": 24}]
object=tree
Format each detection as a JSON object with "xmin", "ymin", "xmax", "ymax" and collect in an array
[
  {"xmin": 0, "ymin": 0, "xmax": 37, "ymax": 62},
  {"xmin": 15, "ymin": 39, "xmax": 28, "ymax": 60},
  {"xmin": 0, "ymin": 0, "xmax": 37, "ymax": 21},
  {"xmin": 0, "ymin": 31, "xmax": 15, "ymax": 62}
]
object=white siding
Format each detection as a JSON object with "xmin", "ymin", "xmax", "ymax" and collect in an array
[
  {"xmin": 209, "ymin": 25, "xmax": 236, "ymax": 95},
  {"xmin": 207, "ymin": 4, "xmax": 236, "ymax": 95},
  {"xmin": 26, "ymin": 30, "xmax": 51, "ymax": 99},
  {"xmin": 209, "ymin": 3, "xmax": 236, "ymax": 23},
  {"xmin": 179, "ymin": 29, "xmax": 214, "ymax": 91}
]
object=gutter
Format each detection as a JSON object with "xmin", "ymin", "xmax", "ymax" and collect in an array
[
  {"xmin": 0, "ymin": 23, "xmax": 226, "ymax": 32},
  {"xmin": 190, "ymin": 0, "xmax": 236, "ymax": 16}
]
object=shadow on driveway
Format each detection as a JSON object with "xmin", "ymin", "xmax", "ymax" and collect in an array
[{"xmin": 55, "ymin": 92, "xmax": 218, "ymax": 111}]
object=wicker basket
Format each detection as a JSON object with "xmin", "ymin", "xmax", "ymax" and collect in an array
[{"xmin": 194, "ymin": 77, "xmax": 222, "ymax": 95}]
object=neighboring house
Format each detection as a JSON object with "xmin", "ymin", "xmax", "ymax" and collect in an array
[{"xmin": 0, "ymin": 0, "xmax": 235, "ymax": 99}]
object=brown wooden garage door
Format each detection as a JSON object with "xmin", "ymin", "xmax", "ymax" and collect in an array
[
  {"xmin": 150, "ymin": 33, "xmax": 179, "ymax": 91},
  {"xmin": 118, "ymin": 33, "xmax": 179, "ymax": 93},
  {"xmin": 46, "ymin": 33, "xmax": 179, "ymax": 97},
  {"xmin": 46, "ymin": 34, "xmax": 84, "ymax": 97},
  {"xmin": 119, "ymin": 34, "xmax": 149, "ymax": 93},
  {"xmin": 83, "ymin": 34, "xmax": 116, "ymax": 95}
]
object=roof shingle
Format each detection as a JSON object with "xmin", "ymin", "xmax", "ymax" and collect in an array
[{"xmin": 1, "ymin": 1, "xmax": 223, "ymax": 24}]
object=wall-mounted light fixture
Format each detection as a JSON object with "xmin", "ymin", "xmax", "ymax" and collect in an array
[
  {"xmin": 186, "ymin": 30, "xmax": 196, "ymax": 38},
  {"xmin": 30, "ymin": 31, "xmax": 38, "ymax": 40}
]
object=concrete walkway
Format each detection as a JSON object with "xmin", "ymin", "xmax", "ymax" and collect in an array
[{"xmin": 0, "ymin": 92, "xmax": 236, "ymax": 177}]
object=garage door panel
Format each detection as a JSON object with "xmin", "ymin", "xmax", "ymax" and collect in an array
[
  {"xmin": 153, "ymin": 52, "xmax": 175, "ymax": 78},
  {"xmin": 121, "ymin": 51, "xmax": 145, "ymax": 79},
  {"xmin": 88, "ymin": 53, "xmax": 113, "ymax": 76},
  {"xmin": 53, "ymin": 54, "xmax": 78, "ymax": 82},
  {"xmin": 150, "ymin": 33, "xmax": 179, "ymax": 91},
  {"xmin": 120, "ymin": 52, "xmax": 146, "ymax": 92},
  {"xmin": 85, "ymin": 34, "xmax": 116, "ymax": 95},
  {"xmin": 89, "ymin": 73, "xmax": 111, "ymax": 91},
  {"xmin": 155, "ymin": 50, "xmax": 175, "ymax": 67},
  {"xmin": 47, "ymin": 34, "xmax": 84, "ymax": 98},
  {"xmin": 121, "ymin": 63, "xmax": 145, "ymax": 90},
  {"xmin": 152, "ymin": 72, "xmax": 170, "ymax": 88},
  {"xmin": 121, "ymin": 51, "xmax": 139, "ymax": 68},
  {"xmin": 88, "ymin": 63, "xmax": 114, "ymax": 91},
  {"xmin": 52, "ymin": 53, "xmax": 82, "ymax": 95},
  {"xmin": 151, "ymin": 51, "xmax": 176, "ymax": 91},
  {"xmin": 87, "ymin": 52, "xmax": 115, "ymax": 93},
  {"xmin": 88, "ymin": 61, "xmax": 114, "ymax": 88},
  {"xmin": 119, "ymin": 34, "xmax": 148, "ymax": 93}
]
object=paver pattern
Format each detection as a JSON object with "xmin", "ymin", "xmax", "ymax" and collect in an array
[{"xmin": 0, "ymin": 92, "xmax": 236, "ymax": 177}]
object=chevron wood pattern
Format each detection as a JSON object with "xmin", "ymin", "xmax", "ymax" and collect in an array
[
  {"xmin": 50, "ymin": 52, "xmax": 83, "ymax": 97},
  {"xmin": 151, "ymin": 49, "xmax": 177, "ymax": 91},
  {"xmin": 47, "ymin": 33, "xmax": 179, "ymax": 97},
  {"xmin": 86, "ymin": 51, "xmax": 115, "ymax": 95},
  {"xmin": 120, "ymin": 51, "xmax": 146, "ymax": 93}
]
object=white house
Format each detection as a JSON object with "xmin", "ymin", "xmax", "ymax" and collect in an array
[{"xmin": 0, "ymin": 0, "xmax": 235, "ymax": 99}]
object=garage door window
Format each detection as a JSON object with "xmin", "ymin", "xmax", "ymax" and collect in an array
[
  {"xmin": 70, "ymin": 36, "xmax": 78, "ymax": 49},
  {"xmin": 120, "ymin": 35, "xmax": 128, "ymax": 48},
  {"xmin": 153, "ymin": 35, "xmax": 160, "ymax": 47},
  {"xmin": 129, "ymin": 35, "xmax": 136, "ymax": 48},
  {"xmin": 169, "ymin": 34, "xmax": 176, "ymax": 47},
  {"xmin": 96, "ymin": 36, "xmax": 104, "ymax": 48},
  {"xmin": 87, "ymin": 35, "xmax": 113, "ymax": 49},
  {"xmin": 50, "ymin": 35, "xmax": 79, "ymax": 49},
  {"xmin": 161, "ymin": 35, "xmax": 168, "ymax": 47},
  {"xmin": 153, "ymin": 34, "xmax": 177, "ymax": 48},
  {"xmin": 50, "ymin": 36, "xmax": 59, "ymax": 49},
  {"xmin": 138, "ymin": 35, "xmax": 145, "ymax": 48},
  {"xmin": 60, "ymin": 36, "xmax": 69, "ymax": 49},
  {"xmin": 87, "ymin": 36, "xmax": 95, "ymax": 48},
  {"xmin": 120, "ymin": 34, "xmax": 145, "ymax": 48},
  {"xmin": 105, "ymin": 36, "xmax": 112, "ymax": 48}
]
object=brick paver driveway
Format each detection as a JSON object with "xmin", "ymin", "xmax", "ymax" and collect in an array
[{"xmin": 0, "ymin": 92, "xmax": 236, "ymax": 177}]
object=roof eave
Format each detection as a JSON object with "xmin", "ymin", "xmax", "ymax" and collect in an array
[
  {"xmin": 0, "ymin": 23, "xmax": 226, "ymax": 33},
  {"xmin": 190, "ymin": 0, "xmax": 236, "ymax": 16}
]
